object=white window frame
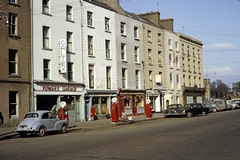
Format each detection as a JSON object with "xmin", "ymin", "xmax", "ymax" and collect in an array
[
  {"xmin": 120, "ymin": 22, "xmax": 126, "ymax": 35},
  {"xmin": 106, "ymin": 67, "xmax": 111, "ymax": 89},
  {"xmin": 43, "ymin": 26, "xmax": 50, "ymax": 49},
  {"xmin": 105, "ymin": 40, "xmax": 110, "ymax": 58},
  {"xmin": 66, "ymin": 5, "xmax": 73, "ymax": 21},
  {"xmin": 134, "ymin": 26, "xmax": 138, "ymax": 39},
  {"xmin": 135, "ymin": 70, "xmax": 140, "ymax": 89},
  {"xmin": 68, "ymin": 62, "xmax": 73, "ymax": 82},
  {"xmin": 8, "ymin": 13, "xmax": 17, "ymax": 35},
  {"xmin": 42, "ymin": 0, "xmax": 50, "ymax": 14},
  {"xmin": 43, "ymin": 59, "xmax": 50, "ymax": 80},
  {"xmin": 134, "ymin": 46, "xmax": 139, "ymax": 63},
  {"xmin": 122, "ymin": 68, "xmax": 127, "ymax": 89},
  {"xmin": 9, "ymin": 91, "xmax": 19, "ymax": 118},
  {"xmin": 9, "ymin": 49, "xmax": 18, "ymax": 75},
  {"xmin": 87, "ymin": 11, "xmax": 93, "ymax": 26},
  {"xmin": 67, "ymin": 31, "xmax": 73, "ymax": 53},
  {"xmin": 121, "ymin": 43, "xmax": 126, "ymax": 60},
  {"xmin": 89, "ymin": 65, "xmax": 94, "ymax": 89},
  {"xmin": 88, "ymin": 35, "xmax": 93, "ymax": 55},
  {"xmin": 105, "ymin": 17, "xmax": 110, "ymax": 31}
]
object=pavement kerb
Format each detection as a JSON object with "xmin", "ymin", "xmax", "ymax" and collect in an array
[{"xmin": 0, "ymin": 113, "xmax": 164, "ymax": 140}]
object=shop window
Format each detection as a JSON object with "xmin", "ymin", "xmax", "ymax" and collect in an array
[{"xmin": 124, "ymin": 97, "xmax": 132, "ymax": 108}]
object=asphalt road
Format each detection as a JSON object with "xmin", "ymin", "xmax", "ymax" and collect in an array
[{"xmin": 1, "ymin": 109, "xmax": 240, "ymax": 160}]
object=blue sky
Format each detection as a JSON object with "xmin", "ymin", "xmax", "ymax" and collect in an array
[{"xmin": 120, "ymin": 0, "xmax": 240, "ymax": 88}]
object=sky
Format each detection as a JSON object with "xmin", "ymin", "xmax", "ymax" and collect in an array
[{"xmin": 120, "ymin": 0, "xmax": 240, "ymax": 88}]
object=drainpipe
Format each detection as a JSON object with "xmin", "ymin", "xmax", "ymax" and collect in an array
[{"xmin": 30, "ymin": 0, "xmax": 35, "ymax": 111}]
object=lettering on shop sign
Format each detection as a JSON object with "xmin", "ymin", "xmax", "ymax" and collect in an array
[
  {"xmin": 42, "ymin": 86, "xmax": 77, "ymax": 91},
  {"xmin": 43, "ymin": 86, "xmax": 59, "ymax": 91},
  {"xmin": 62, "ymin": 86, "xmax": 77, "ymax": 91}
]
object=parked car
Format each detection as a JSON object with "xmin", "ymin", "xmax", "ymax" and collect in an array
[
  {"xmin": 185, "ymin": 103, "xmax": 209, "ymax": 117},
  {"xmin": 205, "ymin": 101, "xmax": 222, "ymax": 113},
  {"xmin": 164, "ymin": 104, "xmax": 186, "ymax": 118},
  {"xmin": 0, "ymin": 112, "xmax": 3, "ymax": 125},
  {"xmin": 211, "ymin": 99, "xmax": 229, "ymax": 111},
  {"xmin": 15, "ymin": 110, "xmax": 68, "ymax": 137},
  {"xmin": 231, "ymin": 100, "xmax": 240, "ymax": 109}
]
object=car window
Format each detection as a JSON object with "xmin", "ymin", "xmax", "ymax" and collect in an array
[
  {"xmin": 24, "ymin": 113, "xmax": 39, "ymax": 118},
  {"xmin": 42, "ymin": 113, "xmax": 49, "ymax": 119}
]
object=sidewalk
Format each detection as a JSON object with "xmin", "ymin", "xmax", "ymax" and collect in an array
[{"xmin": 0, "ymin": 113, "xmax": 164, "ymax": 140}]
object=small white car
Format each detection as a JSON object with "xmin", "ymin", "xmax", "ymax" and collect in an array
[{"xmin": 15, "ymin": 110, "xmax": 68, "ymax": 137}]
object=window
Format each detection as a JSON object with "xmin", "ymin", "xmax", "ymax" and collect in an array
[
  {"xmin": 105, "ymin": 40, "xmax": 110, "ymax": 58},
  {"xmin": 68, "ymin": 62, "xmax": 73, "ymax": 82},
  {"xmin": 147, "ymin": 30, "xmax": 152, "ymax": 42},
  {"xmin": 66, "ymin": 5, "xmax": 73, "ymax": 21},
  {"xmin": 9, "ymin": 49, "xmax": 18, "ymax": 75},
  {"xmin": 158, "ymin": 34, "xmax": 161, "ymax": 45},
  {"xmin": 134, "ymin": 46, "xmax": 139, "ymax": 63},
  {"xmin": 87, "ymin": 11, "xmax": 93, "ymax": 26},
  {"xmin": 168, "ymin": 39, "xmax": 172, "ymax": 49},
  {"xmin": 88, "ymin": 35, "xmax": 93, "ymax": 55},
  {"xmin": 43, "ymin": 26, "xmax": 50, "ymax": 49},
  {"xmin": 106, "ymin": 67, "xmax": 111, "ymax": 89},
  {"xmin": 43, "ymin": 59, "xmax": 50, "ymax": 80},
  {"xmin": 170, "ymin": 73, "xmax": 173, "ymax": 88},
  {"xmin": 120, "ymin": 22, "xmax": 126, "ymax": 35},
  {"xmin": 158, "ymin": 51, "xmax": 162, "ymax": 66},
  {"xmin": 149, "ymin": 71, "xmax": 152, "ymax": 88},
  {"xmin": 42, "ymin": 0, "xmax": 50, "ymax": 14},
  {"xmin": 89, "ymin": 65, "xmax": 94, "ymax": 89},
  {"xmin": 121, "ymin": 43, "xmax": 126, "ymax": 60},
  {"xmin": 148, "ymin": 49, "xmax": 152, "ymax": 65},
  {"xmin": 176, "ymin": 74, "xmax": 180, "ymax": 89},
  {"xmin": 67, "ymin": 31, "xmax": 73, "ymax": 53},
  {"xmin": 105, "ymin": 17, "xmax": 110, "ymax": 31},
  {"xmin": 8, "ymin": 13, "xmax": 17, "ymax": 35},
  {"xmin": 9, "ymin": 91, "xmax": 18, "ymax": 117},
  {"xmin": 122, "ymin": 68, "xmax": 127, "ymax": 88},
  {"xmin": 135, "ymin": 70, "xmax": 140, "ymax": 89},
  {"xmin": 175, "ymin": 55, "xmax": 179, "ymax": 68},
  {"xmin": 175, "ymin": 41, "xmax": 179, "ymax": 50},
  {"xmin": 134, "ymin": 26, "xmax": 138, "ymax": 39},
  {"xmin": 169, "ymin": 54, "xmax": 172, "ymax": 67},
  {"xmin": 8, "ymin": 0, "xmax": 17, "ymax": 3}
]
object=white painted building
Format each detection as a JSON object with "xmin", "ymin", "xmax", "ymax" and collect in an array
[
  {"xmin": 80, "ymin": 0, "xmax": 119, "ymax": 120},
  {"xmin": 162, "ymin": 28, "xmax": 182, "ymax": 109},
  {"xmin": 32, "ymin": 0, "xmax": 85, "ymax": 121}
]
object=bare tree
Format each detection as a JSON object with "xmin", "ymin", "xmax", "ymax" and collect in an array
[{"xmin": 210, "ymin": 79, "xmax": 230, "ymax": 99}]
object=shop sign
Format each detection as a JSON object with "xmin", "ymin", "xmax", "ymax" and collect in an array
[
  {"xmin": 60, "ymin": 39, "xmax": 67, "ymax": 73},
  {"xmin": 42, "ymin": 85, "xmax": 77, "ymax": 91}
]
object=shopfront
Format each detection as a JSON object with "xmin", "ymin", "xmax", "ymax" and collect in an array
[
  {"xmin": 84, "ymin": 90, "xmax": 118, "ymax": 121},
  {"xmin": 117, "ymin": 89, "xmax": 146, "ymax": 116},
  {"xmin": 34, "ymin": 81, "xmax": 85, "ymax": 122}
]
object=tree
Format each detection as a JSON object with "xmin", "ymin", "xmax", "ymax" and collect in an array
[{"xmin": 210, "ymin": 79, "xmax": 230, "ymax": 99}]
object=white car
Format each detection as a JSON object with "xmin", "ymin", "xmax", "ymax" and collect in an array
[{"xmin": 15, "ymin": 110, "xmax": 68, "ymax": 137}]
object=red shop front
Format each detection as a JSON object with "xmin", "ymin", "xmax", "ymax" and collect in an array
[{"xmin": 117, "ymin": 89, "xmax": 146, "ymax": 116}]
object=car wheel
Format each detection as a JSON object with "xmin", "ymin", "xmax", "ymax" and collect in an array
[
  {"xmin": 19, "ymin": 132, "xmax": 27, "ymax": 138},
  {"xmin": 37, "ymin": 126, "xmax": 45, "ymax": 137},
  {"xmin": 202, "ymin": 111, "xmax": 206, "ymax": 116},
  {"xmin": 60, "ymin": 124, "xmax": 67, "ymax": 134},
  {"xmin": 212, "ymin": 108, "xmax": 217, "ymax": 113},
  {"xmin": 187, "ymin": 112, "xmax": 192, "ymax": 118}
]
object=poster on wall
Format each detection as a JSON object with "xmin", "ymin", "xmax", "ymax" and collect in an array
[{"xmin": 187, "ymin": 96, "xmax": 193, "ymax": 104}]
